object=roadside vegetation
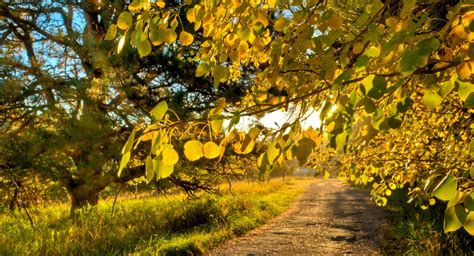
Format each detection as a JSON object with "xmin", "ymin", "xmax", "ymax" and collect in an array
[{"xmin": 0, "ymin": 178, "xmax": 309, "ymax": 255}]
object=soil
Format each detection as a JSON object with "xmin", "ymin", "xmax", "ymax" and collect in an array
[{"xmin": 209, "ymin": 178, "xmax": 388, "ymax": 255}]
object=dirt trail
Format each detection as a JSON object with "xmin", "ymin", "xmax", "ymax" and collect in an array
[{"xmin": 209, "ymin": 178, "xmax": 387, "ymax": 255}]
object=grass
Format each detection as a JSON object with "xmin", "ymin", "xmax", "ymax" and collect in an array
[
  {"xmin": 382, "ymin": 203, "xmax": 474, "ymax": 255},
  {"xmin": 0, "ymin": 178, "xmax": 311, "ymax": 255}
]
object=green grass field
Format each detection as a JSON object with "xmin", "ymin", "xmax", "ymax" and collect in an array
[{"xmin": 0, "ymin": 178, "xmax": 310, "ymax": 255}]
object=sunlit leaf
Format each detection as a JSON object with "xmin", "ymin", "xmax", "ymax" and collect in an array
[
  {"xmin": 157, "ymin": 161, "xmax": 174, "ymax": 179},
  {"xmin": 184, "ymin": 140, "xmax": 203, "ymax": 161},
  {"xmin": 137, "ymin": 39, "xmax": 152, "ymax": 57},
  {"xmin": 195, "ymin": 63, "xmax": 208, "ymax": 77},
  {"xmin": 162, "ymin": 147, "xmax": 179, "ymax": 165},
  {"xmin": 117, "ymin": 11, "xmax": 133, "ymax": 30},
  {"xmin": 163, "ymin": 29, "xmax": 177, "ymax": 44},
  {"xmin": 145, "ymin": 155, "xmax": 154, "ymax": 183},
  {"xmin": 433, "ymin": 175, "xmax": 457, "ymax": 201},
  {"xmin": 150, "ymin": 101, "xmax": 168, "ymax": 121},
  {"xmin": 444, "ymin": 205, "xmax": 463, "ymax": 233},
  {"xmin": 118, "ymin": 152, "xmax": 131, "ymax": 177},
  {"xmin": 267, "ymin": 142, "xmax": 280, "ymax": 163},
  {"xmin": 422, "ymin": 91, "xmax": 443, "ymax": 110},
  {"xmin": 122, "ymin": 129, "xmax": 136, "ymax": 154},
  {"xmin": 179, "ymin": 31, "xmax": 194, "ymax": 46},
  {"xmin": 104, "ymin": 24, "xmax": 117, "ymax": 40},
  {"xmin": 202, "ymin": 141, "xmax": 220, "ymax": 159},
  {"xmin": 464, "ymin": 212, "xmax": 474, "ymax": 235}
]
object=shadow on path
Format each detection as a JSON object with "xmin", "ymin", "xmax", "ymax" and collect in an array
[{"xmin": 209, "ymin": 178, "xmax": 387, "ymax": 255}]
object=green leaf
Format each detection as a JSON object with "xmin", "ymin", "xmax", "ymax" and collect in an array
[
  {"xmin": 464, "ymin": 192, "xmax": 474, "ymax": 211},
  {"xmin": 210, "ymin": 118, "xmax": 223, "ymax": 134},
  {"xmin": 145, "ymin": 155, "xmax": 154, "ymax": 183},
  {"xmin": 150, "ymin": 101, "xmax": 168, "ymax": 121},
  {"xmin": 422, "ymin": 91, "xmax": 443, "ymax": 110},
  {"xmin": 258, "ymin": 152, "xmax": 270, "ymax": 177},
  {"xmin": 439, "ymin": 81, "xmax": 455, "ymax": 97},
  {"xmin": 361, "ymin": 75, "xmax": 387, "ymax": 100},
  {"xmin": 184, "ymin": 140, "xmax": 203, "ymax": 161},
  {"xmin": 387, "ymin": 116, "xmax": 402, "ymax": 129},
  {"xmin": 444, "ymin": 205, "xmax": 463, "ymax": 233},
  {"xmin": 162, "ymin": 147, "xmax": 179, "ymax": 165},
  {"xmin": 470, "ymin": 164, "xmax": 474, "ymax": 179},
  {"xmin": 202, "ymin": 141, "xmax": 220, "ymax": 159},
  {"xmin": 117, "ymin": 11, "xmax": 133, "ymax": 30},
  {"xmin": 464, "ymin": 92, "xmax": 474, "ymax": 108},
  {"xmin": 433, "ymin": 175, "xmax": 458, "ymax": 201},
  {"xmin": 212, "ymin": 65, "xmax": 230, "ymax": 87},
  {"xmin": 157, "ymin": 160, "xmax": 174, "ymax": 179},
  {"xmin": 400, "ymin": 38, "xmax": 439, "ymax": 72},
  {"xmin": 104, "ymin": 24, "xmax": 117, "ymax": 40},
  {"xmin": 118, "ymin": 152, "xmax": 131, "ymax": 177},
  {"xmin": 396, "ymin": 98, "xmax": 413, "ymax": 113},
  {"xmin": 335, "ymin": 132, "xmax": 347, "ymax": 150},
  {"xmin": 294, "ymin": 138, "xmax": 316, "ymax": 164},
  {"xmin": 359, "ymin": 97, "xmax": 376, "ymax": 114},
  {"xmin": 457, "ymin": 80, "xmax": 474, "ymax": 101},
  {"xmin": 464, "ymin": 212, "xmax": 474, "ymax": 235},
  {"xmin": 149, "ymin": 27, "xmax": 163, "ymax": 46},
  {"xmin": 137, "ymin": 39, "xmax": 152, "ymax": 57},
  {"xmin": 122, "ymin": 129, "xmax": 136, "ymax": 154}
]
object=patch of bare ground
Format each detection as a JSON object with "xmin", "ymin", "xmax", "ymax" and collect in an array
[{"xmin": 209, "ymin": 178, "xmax": 388, "ymax": 255}]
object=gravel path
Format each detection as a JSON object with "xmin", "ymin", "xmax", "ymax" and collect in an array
[{"xmin": 209, "ymin": 178, "xmax": 387, "ymax": 255}]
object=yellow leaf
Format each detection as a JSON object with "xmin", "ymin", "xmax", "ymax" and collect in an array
[
  {"xmin": 327, "ymin": 15, "xmax": 343, "ymax": 29},
  {"xmin": 195, "ymin": 63, "xmax": 208, "ymax": 77},
  {"xmin": 137, "ymin": 39, "xmax": 152, "ymax": 57},
  {"xmin": 118, "ymin": 152, "xmax": 131, "ymax": 177},
  {"xmin": 267, "ymin": 142, "xmax": 280, "ymax": 163},
  {"xmin": 117, "ymin": 35, "xmax": 126, "ymax": 54},
  {"xmin": 211, "ymin": 118, "xmax": 223, "ymax": 134},
  {"xmin": 156, "ymin": 161, "xmax": 174, "ymax": 179},
  {"xmin": 274, "ymin": 18, "xmax": 287, "ymax": 32},
  {"xmin": 202, "ymin": 141, "xmax": 220, "ymax": 159},
  {"xmin": 163, "ymin": 29, "xmax": 177, "ymax": 44},
  {"xmin": 145, "ymin": 155, "xmax": 154, "ymax": 183},
  {"xmin": 156, "ymin": 0, "xmax": 166, "ymax": 8},
  {"xmin": 186, "ymin": 8, "xmax": 195, "ymax": 23},
  {"xmin": 184, "ymin": 140, "xmax": 203, "ymax": 161},
  {"xmin": 212, "ymin": 65, "xmax": 230, "ymax": 84},
  {"xmin": 353, "ymin": 42, "xmax": 364, "ymax": 54},
  {"xmin": 104, "ymin": 24, "xmax": 117, "ymax": 40},
  {"xmin": 457, "ymin": 62, "xmax": 472, "ymax": 80},
  {"xmin": 117, "ymin": 11, "xmax": 133, "ymax": 30},
  {"xmin": 179, "ymin": 31, "xmax": 194, "ymax": 46},
  {"xmin": 267, "ymin": 0, "xmax": 276, "ymax": 8},
  {"xmin": 122, "ymin": 129, "xmax": 136, "ymax": 154},
  {"xmin": 162, "ymin": 147, "xmax": 179, "ymax": 165},
  {"xmin": 141, "ymin": 131, "xmax": 156, "ymax": 141}
]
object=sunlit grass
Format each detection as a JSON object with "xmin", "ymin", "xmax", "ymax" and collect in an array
[{"xmin": 0, "ymin": 178, "xmax": 312, "ymax": 255}]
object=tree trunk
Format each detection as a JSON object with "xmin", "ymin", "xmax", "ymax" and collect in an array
[{"xmin": 67, "ymin": 183, "xmax": 103, "ymax": 217}]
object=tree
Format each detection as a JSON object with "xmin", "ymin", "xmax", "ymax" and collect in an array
[
  {"xmin": 109, "ymin": 0, "xmax": 473, "ymax": 235},
  {"xmin": 0, "ymin": 0, "xmax": 247, "ymax": 215}
]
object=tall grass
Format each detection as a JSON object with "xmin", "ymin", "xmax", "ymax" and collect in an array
[{"xmin": 0, "ymin": 178, "xmax": 310, "ymax": 255}]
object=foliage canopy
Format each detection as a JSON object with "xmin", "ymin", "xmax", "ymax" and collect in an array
[{"xmin": 107, "ymin": 0, "xmax": 474, "ymax": 235}]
